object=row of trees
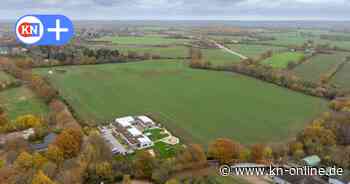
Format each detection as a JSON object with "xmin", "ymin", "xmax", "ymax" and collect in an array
[
  {"xmin": 49, "ymin": 99, "xmax": 82, "ymax": 131},
  {"xmin": 188, "ymin": 47, "xmax": 212, "ymax": 68},
  {"xmin": 25, "ymin": 45, "xmax": 121, "ymax": 67},
  {"xmin": 24, "ymin": 45, "xmax": 186, "ymax": 68},
  {"xmin": 84, "ymin": 141, "xmax": 207, "ymax": 184},
  {"xmin": 208, "ymin": 138, "xmax": 273, "ymax": 165},
  {"xmin": 0, "ymin": 57, "xmax": 82, "ymax": 129},
  {"xmin": 0, "ymin": 56, "xmax": 86, "ymax": 183},
  {"xmin": 0, "ymin": 57, "xmax": 58, "ymax": 103}
]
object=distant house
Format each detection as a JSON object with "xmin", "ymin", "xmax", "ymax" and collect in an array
[
  {"xmin": 22, "ymin": 128, "xmax": 35, "ymax": 140},
  {"xmin": 136, "ymin": 115, "xmax": 156, "ymax": 128},
  {"xmin": 302, "ymin": 155, "xmax": 321, "ymax": 167},
  {"xmin": 0, "ymin": 46, "xmax": 8, "ymax": 55}
]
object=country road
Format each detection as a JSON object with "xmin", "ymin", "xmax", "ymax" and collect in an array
[{"xmin": 212, "ymin": 40, "xmax": 248, "ymax": 60}]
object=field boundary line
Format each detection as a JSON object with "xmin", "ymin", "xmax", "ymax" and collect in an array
[{"xmin": 320, "ymin": 56, "xmax": 350, "ymax": 85}]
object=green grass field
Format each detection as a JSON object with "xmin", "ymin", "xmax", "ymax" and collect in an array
[
  {"xmin": 257, "ymin": 31, "xmax": 311, "ymax": 46},
  {"xmin": 0, "ymin": 71, "xmax": 15, "ymax": 83},
  {"xmin": 261, "ymin": 52, "xmax": 305, "ymax": 68},
  {"xmin": 202, "ymin": 49, "xmax": 242, "ymax": 66},
  {"xmin": 143, "ymin": 128, "xmax": 169, "ymax": 141},
  {"xmin": 118, "ymin": 46, "xmax": 189, "ymax": 58},
  {"xmin": 0, "ymin": 86, "xmax": 48, "ymax": 120},
  {"xmin": 34, "ymin": 60, "xmax": 327, "ymax": 145},
  {"xmin": 153, "ymin": 142, "xmax": 182, "ymax": 159},
  {"xmin": 227, "ymin": 44, "xmax": 285, "ymax": 59},
  {"xmin": 255, "ymin": 30, "xmax": 350, "ymax": 49},
  {"xmin": 98, "ymin": 35, "xmax": 188, "ymax": 45},
  {"xmin": 293, "ymin": 53, "xmax": 348, "ymax": 83},
  {"xmin": 331, "ymin": 61, "xmax": 350, "ymax": 90}
]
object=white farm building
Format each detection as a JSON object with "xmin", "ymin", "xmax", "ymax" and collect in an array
[{"xmin": 99, "ymin": 115, "xmax": 157, "ymax": 155}]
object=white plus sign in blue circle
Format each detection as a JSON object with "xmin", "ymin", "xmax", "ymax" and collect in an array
[{"xmin": 15, "ymin": 15, "xmax": 74, "ymax": 46}]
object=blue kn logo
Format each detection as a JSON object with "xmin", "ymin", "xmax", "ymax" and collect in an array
[{"xmin": 15, "ymin": 15, "xmax": 74, "ymax": 46}]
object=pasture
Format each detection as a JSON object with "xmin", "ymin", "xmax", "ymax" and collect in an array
[
  {"xmin": 0, "ymin": 71, "xmax": 15, "ymax": 83},
  {"xmin": 202, "ymin": 49, "xmax": 242, "ymax": 66},
  {"xmin": 34, "ymin": 60, "xmax": 327, "ymax": 145},
  {"xmin": 293, "ymin": 52, "xmax": 349, "ymax": 83},
  {"xmin": 256, "ymin": 31, "xmax": 311, "ymax": 46},
  {"xmin": 227, "ymin": 44, "xmax": 285, "ymax": 59},
  {"xmin": 0, "ymin": 86, "xmax": 48, "ymax": 120},
  {"xmin": 118, "ymin": 46, "xmax": 189, "ymax": 58},
  {"xmin": 255, "ymin": 30, "xmax": 350, "ymax": 49},
  {"xmin": 261, "ymin": 52, "xmax": 304, "ymax": 68},
  {"xmin": 98, "ymin": 35, "xmax": 188, "ymax": 45},
  {"xmin": 331, "ymin": 61, "xmax": 350, "ymax": 90}
]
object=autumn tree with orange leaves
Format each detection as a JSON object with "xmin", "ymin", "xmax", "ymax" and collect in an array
[{"xmin": 53, "ymin": 128, "xmax": 83, "ymax": 159}]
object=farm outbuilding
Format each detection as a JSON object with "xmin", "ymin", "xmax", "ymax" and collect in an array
[{"xmin": 302, "ymin": 155, "xmax": 321, "ymax": 167}]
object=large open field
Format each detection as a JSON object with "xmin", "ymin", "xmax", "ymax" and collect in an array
[
  {"xmin": 257, "ymin": 31, "xmax": 315, "ymax": 46},
  {"xmin": 255, "ymin": 30, "xmax": 350, "ymax": 49},
  {"xmin": 261, "ymin": 52, "xmax": 305, "ymax": 68},
  {"xmin": 0, "ymin": 86, "xmax": 48, "ymax": 120},
  {"xmin": 117, "ymin": 46, "xmax": 189, "ymax": 58},
  {"xmin": 202, "ymin": 49, "xmax": 242, "ymax": 66},
  {"xmin": 331, "ymin": 61, "xmax": 350, "ymax": 90},
  {"xmin": 34, "ymin": 60, "xmax": 327, "ymax": 145},
  {"xmin": 98, "ymin": 35, "xmax": 188, "ymax": 45},
  {"xmin": 227, "ymin": 44, "xmax": 285, "ymax": 59},
  {"xmin": 293, "ymin": 52, "xmax": 349, "ymax": 83},
  {"xmin": 0, "ymin": 71, "xmax": 15, "ymax": 83}
]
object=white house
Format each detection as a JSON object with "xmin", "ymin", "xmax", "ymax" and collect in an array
[
  {"xmin": 115, "ymin": 116, "xmax": 134, "ymax": 127},
  {"xmin": 137, "ymin": 136, "xmax": 153, "ymax": 149}
]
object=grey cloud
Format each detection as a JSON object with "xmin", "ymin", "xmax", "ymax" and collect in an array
[{"xmin": 1, "ymin": 0, "xmax": 350, "ymax": 20}]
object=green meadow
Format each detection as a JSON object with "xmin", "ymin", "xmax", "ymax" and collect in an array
[
  {"xmin": 293, "ymin": 53, "xmax": 349, "ymax": 83},
  {"xmin": 98, "ymin": 35, "xmax": 188, "ymax": 45},
  {"xmin": 34, "ymin": 60, "xmax": 327, "ymax": 145},
  {"xmin": 332, "ymin": 61, "xmax": 350, "ymax": 90},
  {"xmin": 227, "ymin": 44, "xmax": 285, "ymax": 59},
  {"xmin": 202, "ymin": 49, "xmax": 242, "ymax": 66},
  {"xmin": 261, "ymin": 52, "xmax": 305, "ymax": 68},
  {"xmin": 0, "ymin": 71, "xmax": 15, "ymax": 83},
  {"xmin": 0, "ymin": 86, "xmax": 48, "ymax": 120},
  {"xmin": 118, "ymin": 46, "xmax": 189, "ymax": 58}
]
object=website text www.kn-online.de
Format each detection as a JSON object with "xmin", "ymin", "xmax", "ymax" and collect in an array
[{"xmin": 219, "ymin": 165, "xmax": 344, "ymax": 177}]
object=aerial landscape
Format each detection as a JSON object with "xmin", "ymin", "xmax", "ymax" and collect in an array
[{"xmin": 1, "ymin": 0, "xmax": 350, "ymax": 184}]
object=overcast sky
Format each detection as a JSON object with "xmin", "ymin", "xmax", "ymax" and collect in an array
[{"xmin": 1, "ymin": 0, "xmax": 350, "ymax": 20}]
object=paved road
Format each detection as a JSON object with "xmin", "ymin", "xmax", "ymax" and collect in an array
[{"xmin": 212, "ymin": 40, "xmax": 248, "ymax": 60}]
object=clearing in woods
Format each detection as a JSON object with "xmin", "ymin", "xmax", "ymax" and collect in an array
[{"xmin": 0, "ymin": 86, "xmax": 49, "ymax": 120}]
